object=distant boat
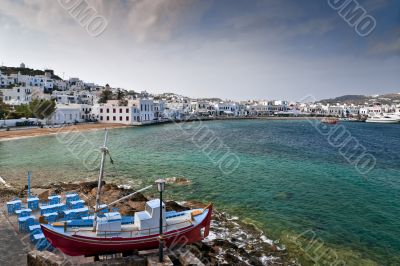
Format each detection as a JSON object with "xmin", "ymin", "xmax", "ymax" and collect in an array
[
  {"xmin": 340, "ymin": 117, "xmax": 360, "ymax": 122},
  {"xmin": 321, "ymin": 117, "xmax": 338, "ymax": 124},
  {"xmin": 41, "ymin": 130, "xmax": 213, "ymax": 256},
  {"xmin": 366, "ymin": 115, "xmax": 400, "ymax": 123}
]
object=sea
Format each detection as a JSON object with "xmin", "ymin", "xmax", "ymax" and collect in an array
[{"xmin": 0, "ymin": 119, "xmax": 399, "ymax": 265}]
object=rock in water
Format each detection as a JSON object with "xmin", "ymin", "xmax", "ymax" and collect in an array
[{"xmin": 165, "ymin": 177, "xmax": 191, "ymax": 185}]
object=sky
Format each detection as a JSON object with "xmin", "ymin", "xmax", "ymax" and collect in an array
[{"xmin": 0, "ymin": 0, "xmax": 399, "ymax": 101}]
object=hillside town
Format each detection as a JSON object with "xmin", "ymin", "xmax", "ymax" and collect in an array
[{"xmin": 1, "ymin": 64, "xmax": 400, "ymax": 127}]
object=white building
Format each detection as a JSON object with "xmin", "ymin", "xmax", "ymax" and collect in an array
[
  {"xmin": 327, "ymin": 105, "xmax": 345, "ymax": 117},
  {"xmin": 50, "ymin": 103, "xmax": 94, "ymax": 124},
  {"xmin": 191, "ymin": 100, "xmax": 213, "ymax": 116},
  {"xmin": 0, "ymin": 71, "xmax": 17, "ymax": 88},
  {"xmin": 165, "ymin": 97, "xmax": 191, "ymax": 115},
  {"xmin": 214, "ymin": 102, "xmax": 237, "ymax": 116},
  {"xmin": 130, "ymin": 98, "xmax": 155, "ymax": 123},
  {"xmin": 51, "ymin": 104, "xmax": 82, "ymax": 124},
  {"xmin": 1, "ymin": 82, "xmax": 54, "ymax": 106},
  {"xmin": 359, "ymin": 106, "xmax": 382, "ymax": 116},
  {"xmin": 153, "ymin": 100, "xmax": 165, "ymax": 120},
  {"xmin": 94, "ymin": 100, "xmax": 140, "ymax": 125}
]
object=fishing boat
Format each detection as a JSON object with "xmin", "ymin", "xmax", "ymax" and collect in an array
[
  {"xmin": 365, "ymin": 115, "xmax": 400, "ymax": 123},
  {"xmin": 41, "ymin": 130, "xmax": 212, "ymax": 256},
  {"xmin": 321, "ymin": 117, "xmax": 338, "ymax": 124}
]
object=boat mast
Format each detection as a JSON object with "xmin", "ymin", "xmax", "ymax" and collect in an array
[{"xmin": 93, "ymin": 129, "xmax": 108, "ymax": 230}]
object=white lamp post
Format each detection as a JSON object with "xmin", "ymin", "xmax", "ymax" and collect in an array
[{"xmin": 155, "ymin": 179, "xmax": 166, "ymax": 263}]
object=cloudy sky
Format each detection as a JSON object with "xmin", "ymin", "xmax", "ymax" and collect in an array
[{"xmin": 0, "ymin": 0, "xmax": 399, "ymax": 100}]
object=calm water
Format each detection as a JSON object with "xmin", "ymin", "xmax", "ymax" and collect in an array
[{"xmin": 1, "ymin": 120, "xmax": 399, "ymax": 265}]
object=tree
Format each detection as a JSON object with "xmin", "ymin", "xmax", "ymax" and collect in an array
[
  {"xmin": 15, "ymin": 104, "xmax": 33, "ymax": 118},
  {"xmin": 29, "ymin": 99, "xmax": 56, "ymax": 119},
  {"xmin": 0, "ymin": 101, "xmax": 9, "ymax": 123},
  {"xmin": 98, "ymin": 89, "xmax": 113, "ymax": 103},
  {"xmin": 116, "ymin": 89, "xmax": 126, "ymax": 100}
]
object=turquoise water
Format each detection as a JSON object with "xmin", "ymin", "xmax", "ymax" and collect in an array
[{"xmin": 1, "ymin": 120, "xmax": 399, "ymax": 264}]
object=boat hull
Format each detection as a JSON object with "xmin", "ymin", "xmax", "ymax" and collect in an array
[
  {"xmin": 365, "ymin": 119, "xmax": 400, "ymax": 123},
  {"xmin": 41, "ymin": 205, "xmax": 212, "ymax": 256}
]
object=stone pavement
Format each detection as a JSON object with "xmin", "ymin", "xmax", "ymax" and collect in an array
[{"xmin": 0, "ymin": 209, "xmax": 29, "ymax": 266}]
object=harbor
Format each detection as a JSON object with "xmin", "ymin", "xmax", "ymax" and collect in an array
[
  {"xmin": 0, "ymin": 129, "xmax": 286, "ymax": 265},
  {"xmin": 1, "ymin": 119, "xmax": 399, "ymax": 265}
]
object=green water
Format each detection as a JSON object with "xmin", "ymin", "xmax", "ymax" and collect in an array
[{"xmin": 1, "ymin": 120, "xmax": 399, "ymax": 265}]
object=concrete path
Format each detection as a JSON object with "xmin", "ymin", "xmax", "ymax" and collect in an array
[{"xmin": 0, "ymin": 210, "xmax": 28, "ymax": 266}]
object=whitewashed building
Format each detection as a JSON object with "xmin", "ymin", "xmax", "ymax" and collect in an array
[
  {"xmin": 0, "ymin": 71, "xmax": 16, "ymax": 88},
  {"xmin": 153, "ymin": 100, "xmax": 165, "ymax": 120},
  {"xmin": 129, "ymin": 98, "xmax": 155, "ymax": 123},
  {"xmin": 327, "ymin": 105, "xmax": 345, "ymax": 117},
  {"xmin": 1, "ymin": 86, "xmax": 34, "ymax": 105},
  {"xmin": 214, "ymin": 102, "xmax": 237, "ymax": 116},
  {"xmin": 93, "ymin": 100, "xmax": 140, "ymax": 125},
  {"xmin": 359, "ymin": 106, "xmax": 382, "ymax": 116},
  {"xmin": 50, "ymin": 104, "xmax": 82, "ymax": 124}
]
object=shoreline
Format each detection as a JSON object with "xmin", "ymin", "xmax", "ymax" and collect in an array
[
  {"xmin": 0, "ymin": 123, "xmax": 129, "ymax": 142},
  {"xmin": 0, "ymin": 116, "xmax": 325, "ymax": 142}
]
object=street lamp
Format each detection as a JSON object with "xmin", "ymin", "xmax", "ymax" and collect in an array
[{"xmin": 155, "ymin": 179, "xmax": 166, "ymax": 263}]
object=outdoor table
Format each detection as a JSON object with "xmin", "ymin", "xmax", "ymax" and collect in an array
[
  {"xmin": 15, "ymin": 208, "xmax": 32, "ymax": 217},
  {"xmin": 64, "ymin": 207, "xmax": 89, "ymax": 220},
  {"xmin": 48, "ymin": 195, "xmax": 61, "ymax": 205},
  {"xmin": 18, "ymin": 215, "xmax": 35, "ymax": 232},
  {"xmin": 27, "ymin": 197, "xmax": 40, "ymax": 210},
  {"xmin": 65, "ymin": 193, "xmax": 79, "ymax": 204},
  {"xmin": 43, "ymin": 212, "xmax": 58, "ymax": 223},
  {"xmin": 6, "ymin": 199, "xmax": 22, "ymax": 214},
  {"xmin": 40, "ymin": 203, "xmax": 66, "ymax": 215},
  {"xmin": 93, "ymin": 204, "xmax": 108, "ymax": 213},
  {"xmin": 29, "ymin": 224, "xmax": 41, "ymax": 232},
  {"xmin": 69, "ymin": 200, "xmax": 85, "ymax": 209}
]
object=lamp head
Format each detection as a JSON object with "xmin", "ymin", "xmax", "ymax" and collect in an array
[{"xmin": 155, "ymin": 179, "xmax": 166, "ymax": 192}]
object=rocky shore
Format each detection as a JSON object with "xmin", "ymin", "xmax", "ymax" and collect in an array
[{"xmin": 0, "ymin": 181, "xmax": 294, "ymax": 265}]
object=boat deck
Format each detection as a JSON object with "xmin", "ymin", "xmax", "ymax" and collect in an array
[
  {"xmin": 46, "ymin": 208, "xmax": 208, "ymax": 239},
  {"xmin": 57, "ymin": 212, "xmax": 196, "ymax": 238}
]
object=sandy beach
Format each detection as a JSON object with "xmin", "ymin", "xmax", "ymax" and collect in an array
[{"xmin": 0, "ymin": 123, "xmax": 128, "ymax": 141}]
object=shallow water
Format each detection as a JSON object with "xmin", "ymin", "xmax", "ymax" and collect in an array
[{"xmin": 1, "ymin": 120, "xmax": 399, "ymax": 264}]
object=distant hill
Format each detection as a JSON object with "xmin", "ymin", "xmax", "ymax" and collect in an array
[
  {"xmin": 319, "ymin": 93, "xmax": 400, "ymax": 105},
  {"xmin": 0, "ymin": 66, "xmax": 62, "ymax": 80}
]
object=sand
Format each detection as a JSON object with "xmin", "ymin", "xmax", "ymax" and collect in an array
[{"xmin": 0, "ymin": 123, "xmax": 128, "ymax": 141}]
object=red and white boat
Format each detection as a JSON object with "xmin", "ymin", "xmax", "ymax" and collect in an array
[
  {"xmin": 41, "ymin": 129, "xmax": 213, "ymax": 256},
  {"xmin": 41, "ymin": 202, "xmax": 212, "ymax": 256}
]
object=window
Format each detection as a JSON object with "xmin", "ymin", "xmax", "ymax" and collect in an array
[
  {"xmin": 113, "ymin": 116, "xmax": 116, "ymax": 121},
  {"xmin": 126, "ymin": 108, "xmax": 129, "ymax": 113},
  {"xmin": 106, "ymin": 116, "xmax": 109, "ymax": 121},
  {"xmin": 113, "ymin": 108, "xmax": 116, "ymax": 113},
  {"xmin": 100, "ymin": 116, "xmax": 103, "ymax": 120},
  {"xmin": 119, "ymin": 108, "xmax": 122, "ymax": 113},
  {"xmin": 126, "ymin": 116, "xmax": 129, "ymax": 121},
  {"xmin": 17, "ymin": 89, "xmax": 20, "ymax": 93},
  {"xmin": 106, "ymin": 108, "xmax": 109, "ymax": 113},
  {"xmin": 100, "ymin": 108, "xmax": 103, "ymax": 113},
  {"xmin": 119, "ymin": 116, "xmax": 122, "ymax": 121}
]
